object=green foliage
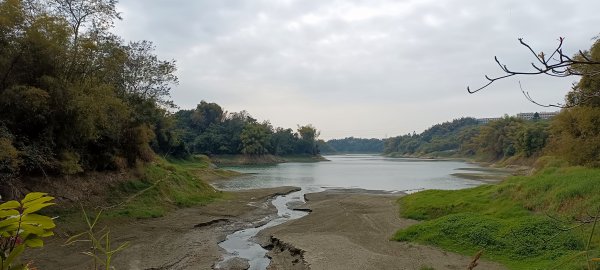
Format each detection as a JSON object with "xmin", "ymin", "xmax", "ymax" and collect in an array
[
  {"xmin": 270, "ymin": 127, "xmax": 300, "ymax": 155},
  {"xmin": 549, "ymin": 107, "xmax": 600, "ymax": 167},
  {"xmin": 0, "ymin": 0, "xmax": 180, "ymax": 192},
  {"xmin": 65, "ymin": 207, "xmax": 129, "ymax": 270},
  {"xmin": 0, "ymin": 192, "xmax": 55, "ymax": 270},
  {"xmin": 385, "ymin": 116, "xmax": 551, "ymax": 163},
  {"xmin": 107, "ymin": 158, "xmax": 222, "ymax": 218},
  {"xmin": 470, "ymin": 117, "xmax": 525, "ymax": 160},
  {"xmin": 174, "ymin": 102, "xmax": 322, "ymax": 157},
  {"xmin": 394, "ymin": 167, "xmax": 600, "ymax": 269},
  {"xmin": 384, "ymin": 118, "xmax": 479, "ymax": 156},
  {"xmin": 566, "ymin": 38, "xmax": 600, "ymax": 107},
  {"xmin": 296, "ymin": 124, "xmax": 320, "ymax": 155},
  {"xmin": 0, "ymin": 136, "xmax": 20, "ymax": 177},
  {"xmin": 240, "ymin": 122, "xmax": 272, "ymax": 155},
  {"xmin": 324, "ymin": 137, "xmax": 384, "ymax": 153}
]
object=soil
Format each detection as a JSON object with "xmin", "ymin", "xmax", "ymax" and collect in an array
[
  {"xmin": 257, "ymin": 190, "xmax": 507, "ymax": 270},
  {"xmin": 23, "ymin": 186, "xmax": 300, "ymax": 270},
  {"xmin": 24, "ymin": 188, "xmax": 508, "ymax": 270}
]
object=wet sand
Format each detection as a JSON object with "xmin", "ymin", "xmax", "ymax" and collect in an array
[{"xmin": 257, "ymin": 190, "xmax": 507, "ymax": 270}]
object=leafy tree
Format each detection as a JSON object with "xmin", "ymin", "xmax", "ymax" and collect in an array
[
  {"xmin": 297, "ymin": 125, "xmax": 320, "ymax": 155},
  {"xmin": 325, "ymin": 137, "xmax": 384, "ymax": 153},
  {"xmin": 190, "ymin": 101, "xmax": 224, "ymax": 132},
  {"xmin": 270, "ymin": 127, "xmax": 298, "ymax": 155},
  {"xmin": 240, "ymin": 122, "xmax": 272, "ymax": 155},
  {"xmin": 120, "ymin": 40, "xmax": 178, "ymax": 108},
  {"xmin": 550, "ymin": 107, "xmax": 600, "ymax": 167},
  {"xmin": 514, "ymin": 122, "xmax": 548, "ymax": 157},
  {"xmin": 0, "ymin": 0, "xmax": 180, "ymax": 196}
]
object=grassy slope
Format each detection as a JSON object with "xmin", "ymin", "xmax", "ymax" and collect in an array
[
  {"xmin": 394, "ymin": 166, "xmax": 600, "ymax": 269},
  {"xmin": 105, "ymin": 155, "xmax": 235, "ymax": 218}
]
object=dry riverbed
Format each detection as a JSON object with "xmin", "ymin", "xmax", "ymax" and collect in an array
[
  {"xmin": 257, "ymin": 190, "xmax": 507, "ymax": 270},
  {"xmin": 24, "ymin": 186, "xmax": 300, "ymax": 270},
  {"xmin": 27, "ymin": 188, "xmax": 507, "ymax": 270}
]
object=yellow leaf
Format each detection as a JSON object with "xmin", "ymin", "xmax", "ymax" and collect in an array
[
  {"xmin": 25, "ymin": 238, "xmax": 44, "ymax": 248},
  {"xmin": 21, "ymin": 192, "xmax": 48, "ymax": 204},
  {"xmin": 0, "ymin": 200, "xmax": 20, "ymax": 210},
  {"xmin": 23, "ymin": 196, "xmax": 54, "ymax": 208},
  {"xmin": 22, "ymin": 202, "xmax": 55, "ymax": 215},
  {"xmin": 0, "ymin": 209, "xmax": 19, "ymax": 218},
  {"xmin": 21, "ymin": 214, "xmax": 56, "ymax": 229}
]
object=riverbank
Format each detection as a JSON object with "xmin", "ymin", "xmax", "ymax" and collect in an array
[
  {"xmin": 23, "ymin": 186, "xmax": 300, "ymax": 269},
  {"xmin": 210, "ymin": 154, "xmax": 328, "ymax": 166},
  {"xmin": 256, "ymin": 190, "xmax": 506, "ymax": 270}
]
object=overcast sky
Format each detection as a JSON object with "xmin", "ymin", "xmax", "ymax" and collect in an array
[{"xmin": 113, "ymin": 0, "xmax": 600, "ymax": 140}]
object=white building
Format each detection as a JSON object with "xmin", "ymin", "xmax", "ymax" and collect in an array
[{"xmin": 516, "ymin": 111, "xmax": 560, "ymax": 120}]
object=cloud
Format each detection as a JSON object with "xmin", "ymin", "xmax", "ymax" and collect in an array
[{"xmin": 114, "ymin": 0, "xmax": 600, "ymax": 139}]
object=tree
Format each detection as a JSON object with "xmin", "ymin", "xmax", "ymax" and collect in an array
[
  {"xmin": 0, "ymin": 0, "xmax": 180, "ymax": 187},
  {"xmin": 270, "ymin": 127, "xmax": 298, "ymax": 155},
  {"xmin": 190, "ymin": 101, "xmax": 224, "ymax": 132},
  {"xmin": 549, "ymin": 107, "xmax": 600, "ymax": 167},
  {"xmin": 240, "ymin": 122, "xmax": 272, "ymax": 155},
  {"xmin": 120, "ymin": 40, "xmax": 178, "ymax": 108},
  {"xmin": 297, "ymin": 125, "xmax": 320, "ymax": 155},
  {"xmin": 48, "ymin": 0, "xmax": 121, "ymax": 44}
]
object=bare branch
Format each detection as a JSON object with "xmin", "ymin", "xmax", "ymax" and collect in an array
[{"xmin": 467, "ymin": 37, "xmax": 600, "ymax": 106}]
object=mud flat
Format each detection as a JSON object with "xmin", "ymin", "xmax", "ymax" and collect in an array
[
  {"xmin": 24, "ymin": 186, "xmax": 300, "ymax": 270},
  {"xmin": 257, "ymin": 190, "xmax": 507, "ymax": 270}
]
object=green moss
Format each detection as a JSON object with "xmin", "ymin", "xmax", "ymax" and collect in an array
[{"xmin": 394, "ymin": 166, "xmax": 600, "ymax": 269}]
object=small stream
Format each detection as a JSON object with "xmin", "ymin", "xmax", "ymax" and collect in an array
[{"xmin": 216, "ymin": 188, "xmax": 318, "ymax": 270}]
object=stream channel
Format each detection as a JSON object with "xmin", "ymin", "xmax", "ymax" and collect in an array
[{"xmin": 212, "ymin": 154, "xmax": 506, "ymax": 270}]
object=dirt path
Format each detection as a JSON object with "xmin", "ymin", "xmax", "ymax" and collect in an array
[
  {"xmin": 257, "ymin": 190, "xmax": 507, "ymax": 270},
  {"xmin": 24, "ymin": 186, "xmax": 300, "ymax": 270}
]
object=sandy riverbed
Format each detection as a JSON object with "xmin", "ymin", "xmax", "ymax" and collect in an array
[
  {"xmin": 24, "ymin": 186, "xmax": 300, "ymax": 270},
  {"xmin": 257, "ymin": 190, "xmax": 507, "ymax": 270},
  {"xmin": 26, "ymin": 187, "xmax": 507, "ymax": 270}
]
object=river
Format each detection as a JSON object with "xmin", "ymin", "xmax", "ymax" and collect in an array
[{"xmin": 213, "ymin": 154, "xmax": 495, "ymax": 270}]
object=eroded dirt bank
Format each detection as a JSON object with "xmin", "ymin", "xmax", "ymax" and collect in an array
[
  {"xmin": 257, "ymin": 190, "xmax": 507, "ymax": 270},
  {"xmin": 24, "ymin": 186, "xmax": 300, "ymax": 270}
]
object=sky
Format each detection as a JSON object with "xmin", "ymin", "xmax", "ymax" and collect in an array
[{"xmin": 113, "ymin": 0, "xmax": 600, "ymax": 140}]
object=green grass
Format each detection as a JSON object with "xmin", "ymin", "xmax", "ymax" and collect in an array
[
  {"xmin": 106, "ymin": 155, "xmax": 225, "ymax": 218},
  {"xmin": 394, "ymin": 166, "xmax": 600, "ymax": 269}
]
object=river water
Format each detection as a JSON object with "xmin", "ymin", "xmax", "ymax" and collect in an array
[{"xmin": 213, "ymin": 154, "xmax": 492, "ymax": 269}]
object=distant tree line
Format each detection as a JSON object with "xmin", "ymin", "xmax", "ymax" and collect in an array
[
  {"xmin": 323, "ymin": 137, "xmax": 384, "ymax": 153},
  {"xmin": 173, "ymin": 101, "xmax": 321, "ymax": 157},
  {"xmin": 384, "ymin": 116, "xmax": 553, "ymax": 162}
]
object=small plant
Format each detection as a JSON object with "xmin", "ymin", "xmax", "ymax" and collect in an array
[
  {"xmin": 554, "ymin": 211, "xmax": 600, "ymax": 270},
  {"xmin": 65, "ymin": 207, "xmax": 129, "ymax": 270},
  {"xmin": 0, "ymin": 192, "xmax": 56, "ymax": 270}
]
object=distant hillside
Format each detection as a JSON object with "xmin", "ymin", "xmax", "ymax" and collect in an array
[
  {"xmin": 384, "ymin": 117, "xmax": 479, "ymax": 157},
  {"xmin": 323, "ymin": 137, "xmax": 384, "ymax": 154}
]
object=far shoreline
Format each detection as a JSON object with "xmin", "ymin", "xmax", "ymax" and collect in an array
[{"xmin": 210, "ymin": 154, "xmax": 329, "ymax": 166}]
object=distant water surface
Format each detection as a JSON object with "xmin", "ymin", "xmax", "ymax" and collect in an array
[{"xmin": 213, "ymin": 154, "xmax": 487, "ymax": 192}]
